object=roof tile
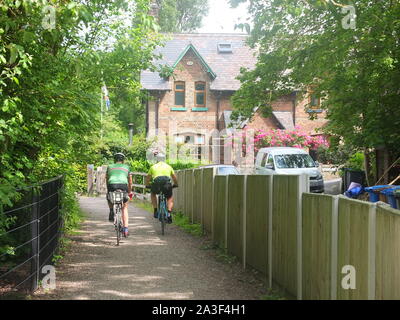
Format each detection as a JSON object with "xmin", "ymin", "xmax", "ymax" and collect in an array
[{"xmin": 140, "ymin": 33, "xmax": 257, "ymax": 91}]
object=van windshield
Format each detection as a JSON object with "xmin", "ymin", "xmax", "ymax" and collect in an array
[
  {"xmin": 274, "ymin": 154, "xmax": 316, "ymax": 169},
  {"xmin": 218, "ymin": 167, "xmax": 239, "ymax": 175}
]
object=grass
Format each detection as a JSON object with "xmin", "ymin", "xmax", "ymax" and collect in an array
[
  {"xmin": 52, "ymin": 205, "xmax": 85, "ymax": 267},
  {"xmin": 173, "ymin": 212, "xmax": 203, "ymax": 237},
  {"xmin": 133, "ymin": 198, "xmax": 153, "ymax": 212},
  {"xmin": 200, "ymin": 242, "xmax": 238, "ymax": 265},
  {"xmin": 260, "ymin": 288, "xmax": 287, "ymax": 300},
  {"xmin": 132, "ymin": 199, "xmax": 203, "ymax": 237}
]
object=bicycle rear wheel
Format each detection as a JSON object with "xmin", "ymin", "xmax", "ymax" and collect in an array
[
  {"xmin": 159, "ymin": 196, "xmax": 166, "ymax": 236},
  {"xmin": 161, "ymin": 213, "xmax": 165, "ymax": 236},
  {"xmin": 115, "ymin": 204, "xmax": 122, "ymax": 246}
]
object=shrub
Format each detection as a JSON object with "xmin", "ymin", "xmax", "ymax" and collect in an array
[
  {"xmin": 128, "ymin": 159, "xmax": 200, "ymax": 173},
  {"xmin": 227, "ymin": 126, "xmax": 329, "ymax": 153}
]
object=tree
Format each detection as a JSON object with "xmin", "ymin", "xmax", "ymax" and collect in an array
[
  {"xmin": 229, "ymin": 1, "xmax": 400, "ymax": 165},
  {"xmin": 155, "ymin": 0, "xmax": 209, "ymax": 32},
  {"xmin": 0, "ymin": 0, "xmax": 162, "ymax": 250}
]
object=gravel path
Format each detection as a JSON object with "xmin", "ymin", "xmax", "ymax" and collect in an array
[{"xmin": 33, "ymin": 196, "xmax": 266, "ymax": 300}]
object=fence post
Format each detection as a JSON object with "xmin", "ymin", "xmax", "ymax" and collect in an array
[
  {"xmin": 211, "ymin": 167, "xmax": 216, "ymax": 239},
  {"xmin": 87, "ymin": 164, "xmax": 94, "ymax": 195},
  {"xmin": 191, "ymin": 169, "xmax": 194, "ymax": 223},
  {"xmin": 368, "ymin": 203, "xmax": 377, "ymax": 300},
  {"xmin": 297, "ymin": 174, "xmax": 309, "ymax": 300},
  {"xmin": 331, "ymin": 195, "xmax": 339, "ymax": 300},
  {"xmin": 224, "ymin": 174, "xmax": 229, "ymax": 251},
  {"xmin": 242, "ymin": 175, "xmax": 247, "ymax": 269},
  {"xmin": 200, "ymin": 168, "xmax": 204, "ymax": 234},
  {"xmin": 268, "ymin": 174, "xmax": 273, "ymax": 289},
  {"xmin": 30, "ymin": 190, "xmax": 40, "ymax": 292}
]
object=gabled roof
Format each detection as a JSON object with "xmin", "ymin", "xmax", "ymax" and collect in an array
[
  {"xmin": 173, "ymin": 44, "xmax": 217, "ymax": 79},
  {"xmin": 140, "ymin": 33, "xmax": 257, "ymax": 91},
  {"xmin": 272, "ymin": 112, "xmax": 295, "ymax": 130}
]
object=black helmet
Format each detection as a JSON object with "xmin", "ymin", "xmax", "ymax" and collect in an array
[{"xmin": 114, "ymin": 152, "xmax": 125, "ymax": 162}]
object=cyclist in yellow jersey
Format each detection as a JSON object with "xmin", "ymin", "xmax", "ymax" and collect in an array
[{"xmin": 145, "ymin": 152, "xmax": 178, "ymax": 223}]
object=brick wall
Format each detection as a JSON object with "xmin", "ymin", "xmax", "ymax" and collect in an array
[
  {"xmin": 146, "ymin": 49, "xmax": 329, "ymax": 163},
  {"xmin": 295, "ymin": 94, "xmax": 328, "ymax": 135},
  {"xmin": 153, "ymin": 49, "xmax": 218, "ymax": 135}
]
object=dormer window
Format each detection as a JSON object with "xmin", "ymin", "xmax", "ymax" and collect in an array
[{"xmin": 218, "ymin": 43, "xmax": 233, "ymax": 53}]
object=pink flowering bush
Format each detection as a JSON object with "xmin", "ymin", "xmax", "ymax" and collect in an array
[
  {"xmin": 225, "ymin": 126, "xmax": 329, "ymax": 154},
  {"xmin": 254, "ymin": 126, "xmax": 329, "ymax": 152}
]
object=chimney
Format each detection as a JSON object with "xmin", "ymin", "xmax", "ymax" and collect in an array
[{"xmin": 149, "ymin": 1, "xmax": 160, "ymax": 18}]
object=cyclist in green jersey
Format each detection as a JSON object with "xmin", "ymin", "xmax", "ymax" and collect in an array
[
  {"xmin": 106, "ymin": 153, "xmax": 132, "ymax": 237},
  {"xmin": 145, "ymin": 152, "xmax": 178, "ymax": 224}
]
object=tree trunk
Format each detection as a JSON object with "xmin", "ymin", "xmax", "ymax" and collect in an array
[{"xmin": 364, "ymin": 148, "xmax": 370, "ymax": 186}]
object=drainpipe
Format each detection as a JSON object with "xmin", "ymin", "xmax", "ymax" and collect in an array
[
  {"xmin": 155, "ymin": 91, "xmax": 160, "ymax": 135},
  {"xmin": 216, "ymin": 91, "xmax": 221, "ymax": 130},
  {"xmin": 145, "ymin": 92, "xmax": 149, "ymax": 136},
  {"xmin": 292, "ymin": 91, "xmax": 297, "ymax": 127}
]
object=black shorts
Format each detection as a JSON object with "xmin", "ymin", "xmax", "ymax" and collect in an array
[
  {"xmin": 151, "ymin": 176, "xmax": 173, "ymax": 199},
  {"xmin": 107, "ymin": 184, "xmax": 129, "ymax": 203}
]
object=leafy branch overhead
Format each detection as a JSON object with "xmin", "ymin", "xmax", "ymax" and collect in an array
[
  {"xmin": 158, "ymin": 64, "xmax": 176, "ymax": 79},
  {"xmin": 154, "ymin": 0, "xmax": 209, "ymax": 32},
  {"xmin": 229, "ymin": 0, "xmax": 400, "ymax": 153},
  {"xmin": 0, "ymin": 0, "xmax": 162, "ymax": 244}
]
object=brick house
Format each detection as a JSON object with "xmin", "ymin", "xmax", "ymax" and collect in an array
[{"xmin": 141, "ymin": 33, "xmax": 327, "ymax": 163}]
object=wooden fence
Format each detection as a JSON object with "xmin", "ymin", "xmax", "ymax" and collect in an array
[
  {"xmin": 86, "ymin": 165, "xmax": 149, "ymax": 200},
  {"xmin": 174, "ymin": 168, "xmax": 400, "ymax": 300}
]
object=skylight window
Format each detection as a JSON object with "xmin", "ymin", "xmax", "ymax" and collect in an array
[{"xmin": 217, "ymin": 43, "xmax": 233, "ymax": 53}]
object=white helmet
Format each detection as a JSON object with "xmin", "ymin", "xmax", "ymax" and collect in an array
[{"xmin": 154, "ymin": 151, "xmax": 166, "ymax": 162}]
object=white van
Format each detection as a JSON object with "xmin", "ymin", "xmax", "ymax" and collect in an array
[{"xmin": 255, "ymin": 147, "xmax": 324, "ymax": 193}]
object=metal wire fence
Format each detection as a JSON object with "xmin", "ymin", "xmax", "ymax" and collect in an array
[{"xmin": 0, "ymin": 176, "xmax": 64, "ymax": 295}]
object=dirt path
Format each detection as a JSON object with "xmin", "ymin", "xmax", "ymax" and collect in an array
[{"xmin": 33, "ymin": 196, "xmax": 266, "ymax": 300}]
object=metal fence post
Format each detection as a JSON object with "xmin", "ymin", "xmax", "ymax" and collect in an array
[{"xmin": 31, "ymin": 190, "xmax": 40, "ymax": 292}]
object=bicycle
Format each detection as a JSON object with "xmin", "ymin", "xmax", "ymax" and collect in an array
[
  {"xmin": 108, "ymin": 190, "xmax": 126, "ymax": 246},
  {"xmin": 147, "ymin": 184, "xmax": 178, "ymax": 236}
]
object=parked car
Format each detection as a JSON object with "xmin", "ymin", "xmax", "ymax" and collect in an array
[
  {"xmin": 198, "ymin": 164, "xmax": 240, "ymax": 175},
  {"xmin": 255, "ymin": 147, "xmax": 324, "ymax": 193}
]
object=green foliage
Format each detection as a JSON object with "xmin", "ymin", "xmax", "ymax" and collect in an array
[
  {"xmin": 155, "ymin": 0, "xmax": 209, "ymax": 32},
  {"xmin": 230, "ymin": 0, "xmax": 400, "ymax": 153},
  {"xmin": 260, "ymin": 289, "xmax": 287, "ymax": 300},
  {"xmin": 129, "ymin": 159, "xmax": 152, "ymax": 173},
  {"xmin": 173, "ymin": 212, "xmax": 203, "ymax": 237},
  {"xmin": 158, "ymin": 64, "xmax": 175, "ymax": 79},
  {"xmin": 0, "ymin": 0, "xmax": 162, "ymax": 259},
  {"xmin": 345, "ymin": 152, "xmax": 365, "ymax": 171},
  {"xmin": 128, "ymin": 158, "xmax": 200, "ymax": 173},
  {"xmin": 317, "ymin": 144, "xmax": 357, "ymax": 166},
  {"xmin": 168, "ymin": 161, "xmax": 201, "ymax": 170}
]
